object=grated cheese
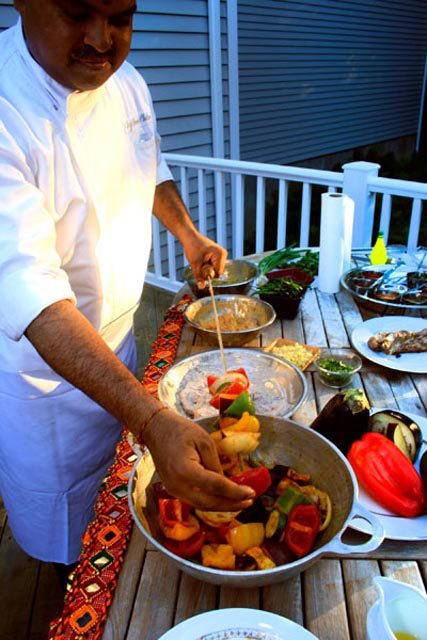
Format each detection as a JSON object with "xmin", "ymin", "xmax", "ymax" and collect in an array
[{"xmin": 271, "ymin": 342, "xmax": 314, "ymax": 369}]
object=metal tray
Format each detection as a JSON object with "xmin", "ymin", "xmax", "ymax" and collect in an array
[
  {"xmin": 340, "ymin": 265, "xmax": 427, "ymax": 313},
  {"xmin": 158, "ymin": 348, "xmax": 307, "ymax": 420}
]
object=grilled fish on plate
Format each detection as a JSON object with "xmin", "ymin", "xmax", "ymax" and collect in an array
[{"xmin": 367, "ymin": 328, "xmax": 427, "ymax": 355}]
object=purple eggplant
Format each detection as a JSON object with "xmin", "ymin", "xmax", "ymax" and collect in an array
[{"xmin": 310, "ymin": 388, "xmax": 370, "ymax": 455}]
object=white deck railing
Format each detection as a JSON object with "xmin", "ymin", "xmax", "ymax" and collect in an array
[{"xmin": 145, "ymin": 155, "xmax": 427, "ymax": 292}]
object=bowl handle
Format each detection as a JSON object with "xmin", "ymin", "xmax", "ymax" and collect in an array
[{"xmin": 324, "ymin": 501, "xmax": 385, "ymax": 555}]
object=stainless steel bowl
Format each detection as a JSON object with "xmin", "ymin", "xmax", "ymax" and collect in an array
[
  {"xmin": 183, "ymin": 259, "xmax": 258, "ymax": 298},
  {"xmin": 158, "ymin": 348, "xmax": 308, "ymax": 420},
  {"xmin": 184, "ymin": 294, "xmax": 276, "ymax": 347},
  {"xmin": 129, "ymin": 416, "xmax": 384, "ymax": 588}
]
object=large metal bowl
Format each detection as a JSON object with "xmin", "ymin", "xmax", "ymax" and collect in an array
[
  {"xmin": 183, "ymin": 259, "xmax": 258, "ymax": 298},
  {"xmin": 129, "ymin": 416, "xmax": 384, "ymax": 588},
  {"xmin": 158, "ymin": 348, "xmax": 307, "ymax": 420},
  {"xmin": 184, "ymin": 294, "xmax": 276, "ymax": 347}
]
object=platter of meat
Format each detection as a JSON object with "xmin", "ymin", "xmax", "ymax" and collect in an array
[{"xmin": 351, "ymin": 316, "xmax": 427, "ymax": 373}]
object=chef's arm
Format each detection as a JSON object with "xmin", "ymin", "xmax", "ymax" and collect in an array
[
  {"xmin": 153, "ymin": 180, "xmax": 227, "ymax": 284},
  {"xmin": 24, "ymin": 300, "xmax": 254, "ymax": 510}
]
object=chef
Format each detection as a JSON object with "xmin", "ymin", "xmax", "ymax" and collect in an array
[{"xmin": 0, "ymin": 0, "xmax": 254, "ymax": 573}]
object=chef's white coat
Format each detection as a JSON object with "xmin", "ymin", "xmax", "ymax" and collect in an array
[{"xmin": 0, "ymin": 20, "xmax": 172, "ymax": 563}]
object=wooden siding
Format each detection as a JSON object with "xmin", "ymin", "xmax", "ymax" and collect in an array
[
  {"xmin": 238, "ymin": 0, "xmax": 427, "ymax": 164},
  {"xmin": 130, "ymin": 1, "xmax": 233, "ymax": 270},
  {"xmin": 0, "ymin": 0, "xmax": 14, "ymax": 29}
]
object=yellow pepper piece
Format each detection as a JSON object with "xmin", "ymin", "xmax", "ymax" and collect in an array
[
  {"xmin": 222, "ymin": 411, "xmax": 260, "ymax": 434},
  {"xmin": 225, "ymin": 522, "xmax": 265, "ymax": 555},
  {"xmin": 210, "ymin": 430, "xmax": 223, "ymax": 443},
  {"xmin": 201, "ymin": 544, "xmax": 236, "ymax": 569}
]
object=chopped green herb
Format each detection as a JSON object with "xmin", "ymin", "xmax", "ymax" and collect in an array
[{"xmin": 317, "ymin": 357, "xmax": 355, "ymax": 387}]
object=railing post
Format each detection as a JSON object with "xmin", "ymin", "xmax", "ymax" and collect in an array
[{"xmin": 342, "ymin": 161, "xmax": 380, "ymax": 247}]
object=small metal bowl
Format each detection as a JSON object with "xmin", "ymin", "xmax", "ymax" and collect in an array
[
  {"xmin": 314, "ymin": 350, "xmax": 362, "ymax": 389},
  {"xmin": 184, "ymin": 294, "xmax": 276, "ymax": 347},
  {"xmin": 183, "ymin": 259, "xmax": 258, "ymax": 298}
]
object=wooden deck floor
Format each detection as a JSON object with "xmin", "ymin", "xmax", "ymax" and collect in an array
[{"xmin": 0, "ymin": 285, "xmax": 174, "ymax": 640}]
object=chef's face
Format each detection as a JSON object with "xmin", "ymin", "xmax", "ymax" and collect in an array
[{"xmin": 14, "ymin": 0, "xmax": 136, "ymax": 91}]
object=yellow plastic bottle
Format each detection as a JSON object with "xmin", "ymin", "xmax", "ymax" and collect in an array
[{"xmin": 370, "ymin": 231, "xmax": 388, "ymax": 265}]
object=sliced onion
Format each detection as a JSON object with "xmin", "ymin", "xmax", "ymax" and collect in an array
[{"xmin": 209, "ymin": 371, "xmax": 249, "ymax": 395}]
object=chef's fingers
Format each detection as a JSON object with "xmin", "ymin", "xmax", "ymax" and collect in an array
[
  {"xmin": 196, "ymin": 245, "xmax": 227, "ymax": 289},
  {"xmin": 163, "ymin": 469, "xmax": 255, "ymax": 511}
]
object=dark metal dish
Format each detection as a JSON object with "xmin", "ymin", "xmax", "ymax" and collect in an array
[{"xmin": 341, "ymin": 266, "xmax": 427, "ymax": 312}]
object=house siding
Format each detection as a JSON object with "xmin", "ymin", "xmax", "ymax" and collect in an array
[
  {"xmin": 129, "ymin": 1, "xmax": 232, "ymax": 269},
  {"xmin": 238, "ymin": 0, "xmax": 427, "ymax": 164}
]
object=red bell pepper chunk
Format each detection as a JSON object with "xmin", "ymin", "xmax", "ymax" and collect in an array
[
  {"xmin": 209, "ymin": 392, "xmax": 239, "ymax": 410},
  {"xmin": 152, "ymin": 482, "xmax": 174, "ymax": 503},
  {"xmin": 347, "ymin": 432, "xmax": 425, "ymax": 518},
  {"xmin": 284, "ymin": 504, "xmax": 320, "ymax": 558},
  {"xmin": 163, "ymin": 530, "xmax": 206, "ymax": 558},
  {"xmin": 230, "ymin": 466, "xmax": 272, "ymax": 497},
  {"xmin": 202, "ymin": 521, "xmax": 235, "ymax": 544},
  {"xmin": 158, "ymin": 498, "xmax": 191, "ymax": 526}
]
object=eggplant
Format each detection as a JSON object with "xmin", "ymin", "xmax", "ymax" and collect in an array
[
  {"xmin": 236, "ymin": 499, "xmax": 269, "ymax": 524},
  {"xmin": 369, "ymin": 409, "xmax": 423, "ymax": 462},
  {"xmin": 310, "ymin": 388, "xmax": 370, "ymax": 454},
  {"xmin": 261, "ymin": 540, "xmax": 295, "ymax": 566}
]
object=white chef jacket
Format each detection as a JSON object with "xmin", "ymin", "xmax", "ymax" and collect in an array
[{"xmin": 0, "ymin": 20, "xmax": 172, "ymax": 563}]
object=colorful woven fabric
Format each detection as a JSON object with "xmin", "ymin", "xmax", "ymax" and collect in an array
[{"xmin": 48, "ymin": 295, "xmax": 191, "ymax": 639}]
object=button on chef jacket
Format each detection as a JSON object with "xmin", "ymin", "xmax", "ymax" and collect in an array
[{"xmin": 0, "ymin": 20, "xmax": 173, "ymax": 563}]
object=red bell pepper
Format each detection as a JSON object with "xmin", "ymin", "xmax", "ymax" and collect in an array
[
  {"xmin": 152, "ymin": 482, "xmax": 174, "ymax": 503},
  {"xmin": 230, "ymin": 466, "xmax": 272, "ymax": 497},
  {"xmin": 207, "ymin": 369, "xmax": 249, "ymax": 397},
  {"xmin": 210, "ymin": 392, "xmax": 240, "ymax": 410},
  {"xmin": 158, "ymin": 498, "xmax": 191, "ymax": 526},
  {"xmin": 347, "ymin": 432, "xmax": 425, "ymax": 518},
  {"xmin": 163, "ymin": 530, "xmax": 206, "ymax": 558},
  {"xmin": 284, "ymin": 503, "xmax": 320, "ymax": 558}
]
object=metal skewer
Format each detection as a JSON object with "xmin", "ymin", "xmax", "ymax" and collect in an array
[{"xmin": 201, "ymin": 264, "xmax": 227, "ymax": 374}]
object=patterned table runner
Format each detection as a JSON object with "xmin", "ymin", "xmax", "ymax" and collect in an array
[{"xmin": 48, "ymin": 295, "xmax": 191, "ymax": 639}]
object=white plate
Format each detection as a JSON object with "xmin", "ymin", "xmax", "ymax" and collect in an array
[
  {"xmin": 158, "ymin": 608, "xmax": 318, "ymax": 640},
  {"xmin": 351, "ymin": 409, "xmax": 427, "ymax": 541},
  {"xmin": 351, "ymin": 316, "xmax": 427, "ymax": 373},
  {"xmin": 158, "ymin": 349, "xmax": 307, "ymax": 420}
]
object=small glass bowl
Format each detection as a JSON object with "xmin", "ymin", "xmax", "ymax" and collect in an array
[{"xmin": 314, "ymin": 350, "xmax": 362, "ymax": 388}]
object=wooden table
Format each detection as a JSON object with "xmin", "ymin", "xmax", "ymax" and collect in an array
[{"xmin": 102, "ymin": 274, "xmax": 427, "ymax": 640}]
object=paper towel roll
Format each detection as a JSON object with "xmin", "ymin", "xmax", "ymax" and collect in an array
[{"xmin": 318, "ymin": 193, "xmax": 355, "ymax": 294}]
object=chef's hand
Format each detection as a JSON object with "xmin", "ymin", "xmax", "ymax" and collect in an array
[
  {"xmin": 182, "ymin": 230, "xmax": 227, "ymax": 290},
  {"xmin": 142, "ymin": 409, "xmax": 255, "ymax": 511}
]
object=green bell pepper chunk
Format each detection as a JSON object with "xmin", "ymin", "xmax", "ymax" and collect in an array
[
  {"xmin": 223, "ymin": 391, "xmax": 256, "ymax": 417},
  {"xmin": 275, "ymin": 484, "xmax": 312, "ymax": 515}
]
